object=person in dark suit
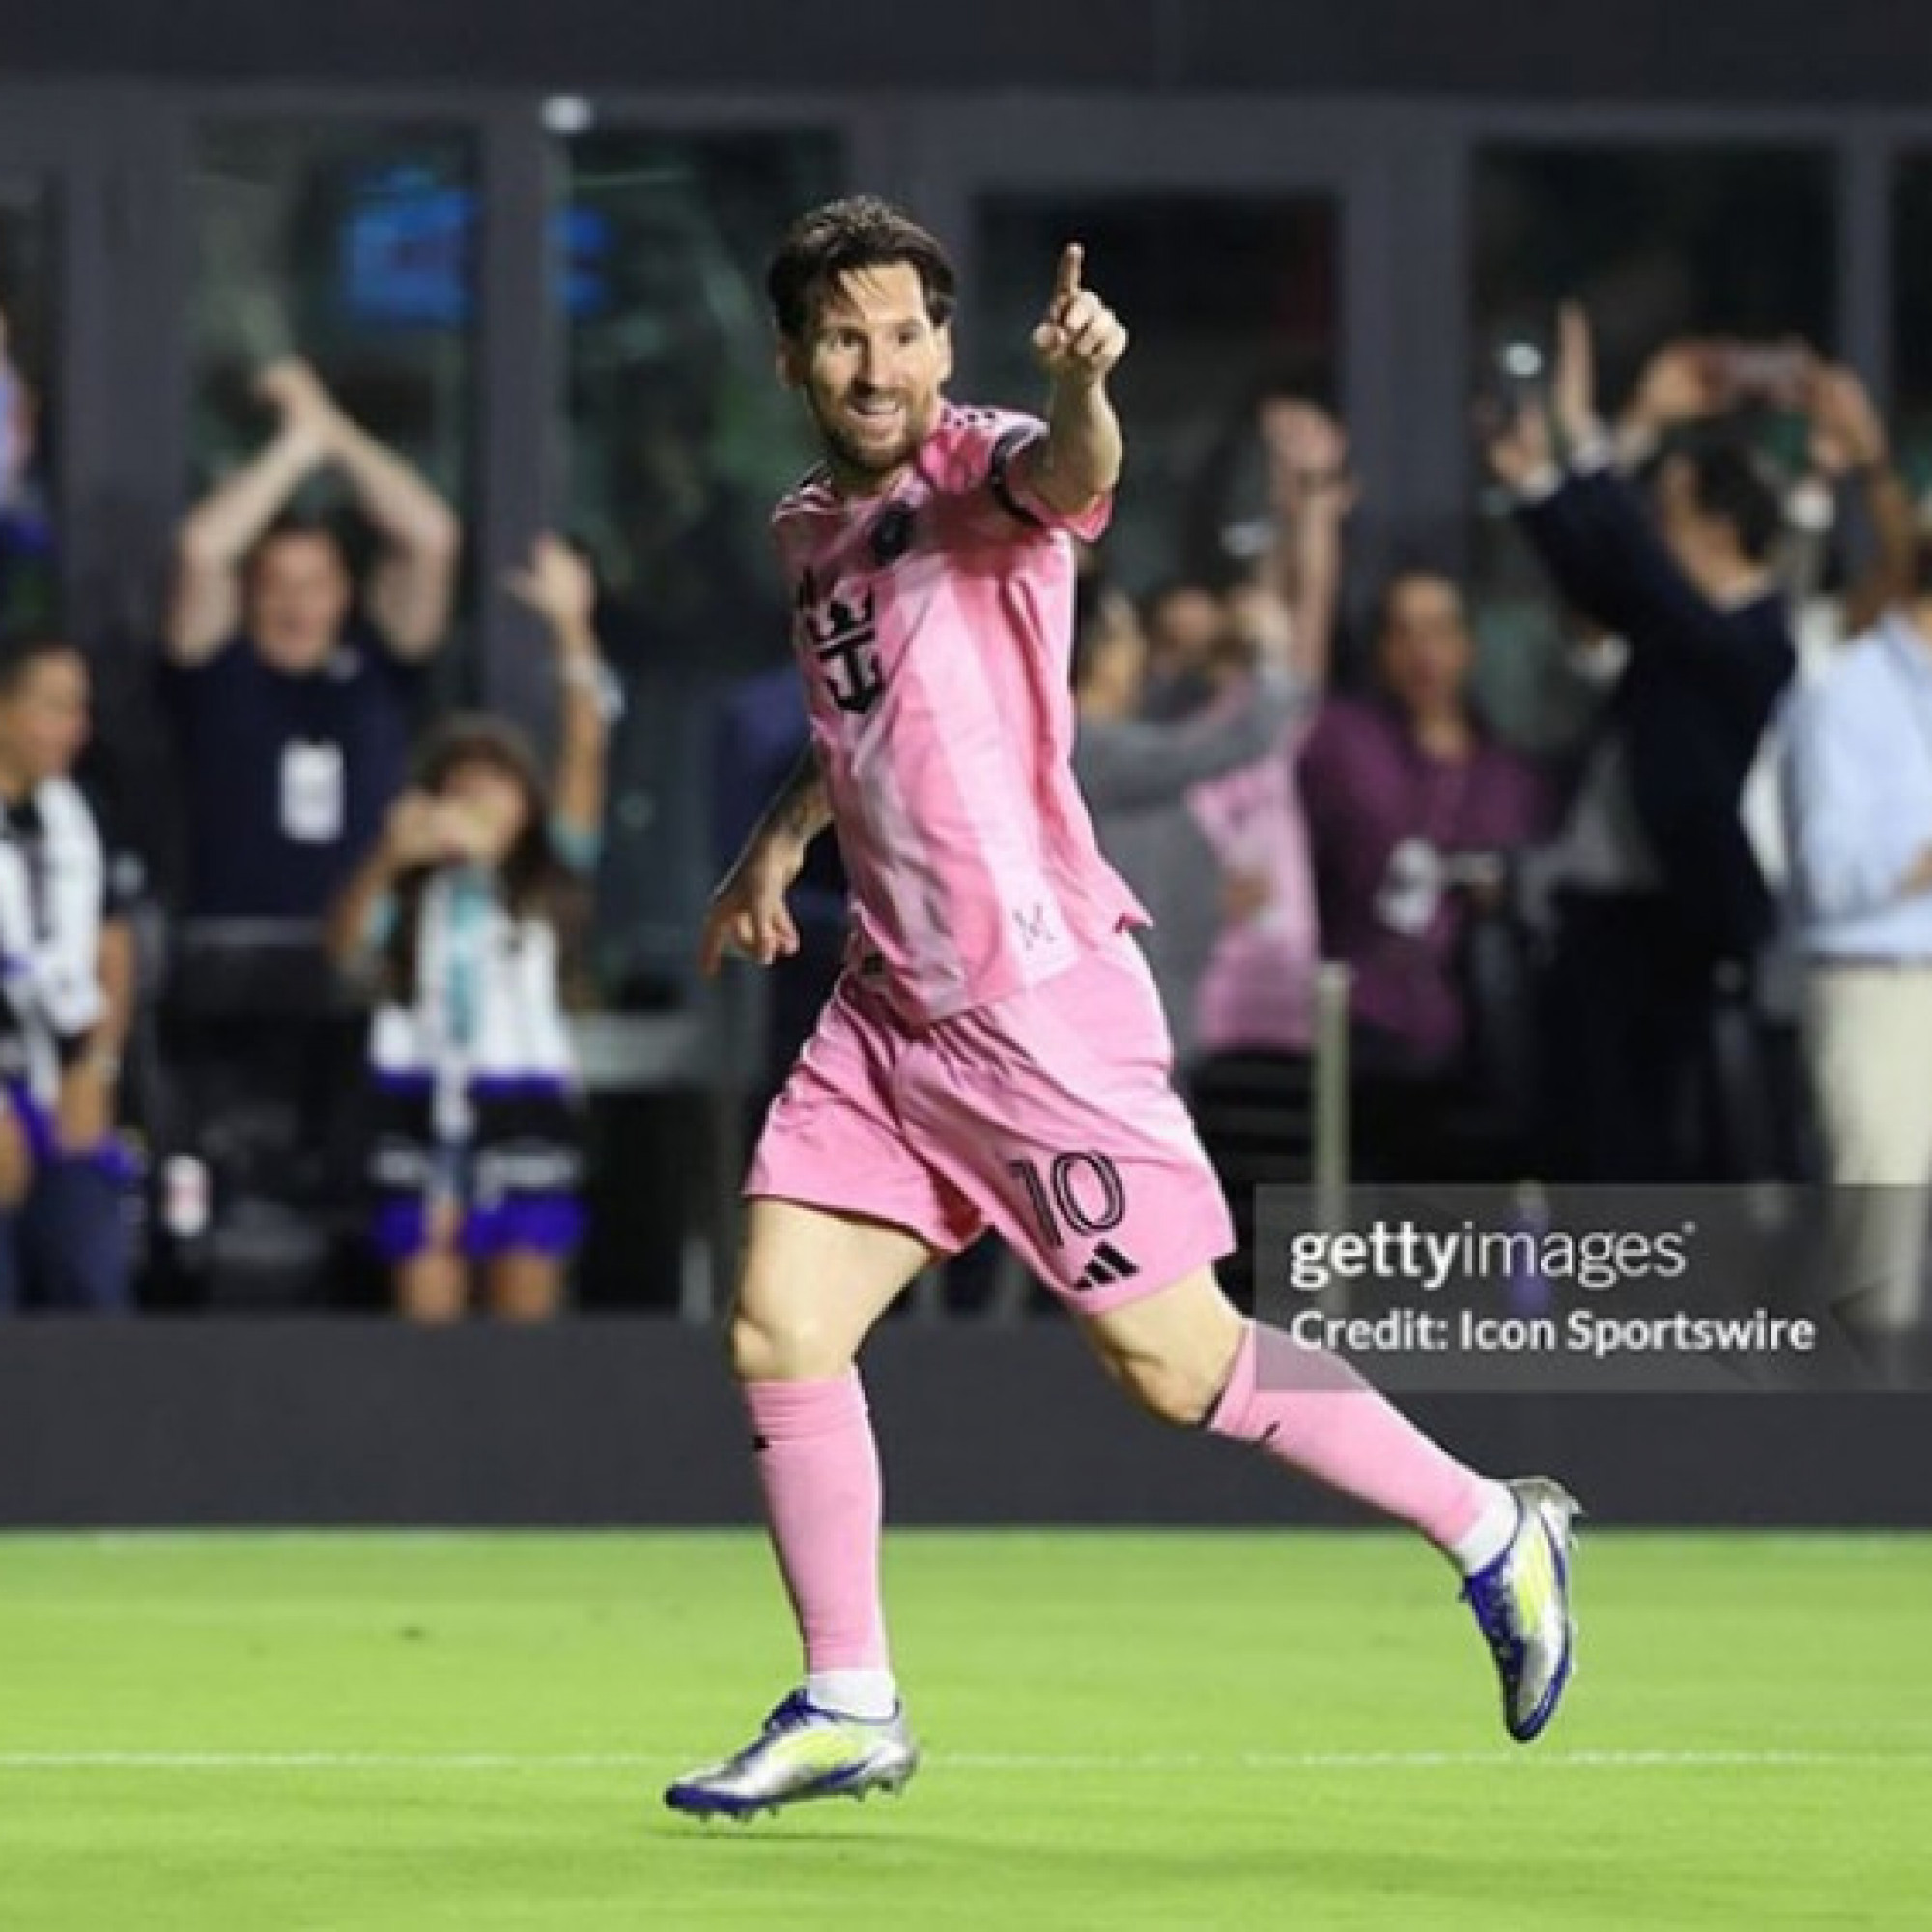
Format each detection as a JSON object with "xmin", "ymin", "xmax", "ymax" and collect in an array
[{"xmin": 1484, "ymin": 307, "xmax": 1798, "ymax": 1180}]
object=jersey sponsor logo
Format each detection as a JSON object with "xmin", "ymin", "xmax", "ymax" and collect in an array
[{"xmin": 796, "ymin": 569, "xmax": 885, "ymax": 716}]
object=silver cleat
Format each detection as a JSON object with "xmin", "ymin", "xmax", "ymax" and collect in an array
[
  {"xmin": 664, "ymin": 1691, "xmax": 920, "ymax": 1820},
  {"xmin": 1461, "ymin": 1476, "xmax": 1582, "ymax": 1743}
]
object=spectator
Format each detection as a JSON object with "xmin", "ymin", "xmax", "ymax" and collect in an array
[
  {"xmin": 165, "ymin": 359, "xmax": 460, "ymax": 921},
  {"xmin": 1487, "ymin": 307, "xmax": 1798, "ymax": 1181},
  {"xmin": 0, "ymin": 306, "xmax": 55, "ymax": 632},
  {"xmin": 1072, "ymin": 579, "xmax": 1309, "ymax": 1064},
  {"xmin": 1781, "ymin": 392, "xmax": 1932, "ymax": 1339},
  {"xmin": 327, "ymin": 538, "xmax": 608, "ymax": 1323},
  {"xmin": 0, "ymin": 631, "xmax": 136, "ymax": 1311},
  {"xmin": 1298, "ymin": 571, "xmax": 1549, "ymax": 1178},
  {"xmin": 1187, "ymin": 399, "xmax": 1351, "ymax": 1060},
  {"xmin": 1140, "ymin": 578, "xmax": 1226, "ymax": 721}
]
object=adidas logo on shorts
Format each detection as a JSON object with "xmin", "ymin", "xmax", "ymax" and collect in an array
[{"xmin": 1075, "ymin": 1242, "xmax": 1140, "ymax": 1292}]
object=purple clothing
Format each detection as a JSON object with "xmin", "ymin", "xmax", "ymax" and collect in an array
[{"xmin": 1298, "ymin": 696, "xmax": 1548, "ymax": 1068}]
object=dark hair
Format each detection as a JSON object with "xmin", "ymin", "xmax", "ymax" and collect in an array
[
  {"xmin": 1142, "ymin": 578, "xmax": 1216, "ymax": 621},
  {"xmin": 1665, "ymin": 431, "xmax": 1786, "ymax": 564},
  {"xmin": 0, "ymin": 629, "xmax": 81, "ymax": 699},
  {"xmin": 767, "ymin": 196, "xmax": 957, "ymax": 344},
  {"xmin": 384, "ymin": 714, "xmax": 587, "ymax": 1006},
  {"xmin": 1367, "ymin": 566, "xmax": 1466, "ymax": 648},
  {"xmin": 241, "ymin": 510, "xmax": 356, "ymax": 592}
]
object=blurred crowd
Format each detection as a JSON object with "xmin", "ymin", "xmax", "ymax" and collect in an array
[
  {"xmin": 4, "ymin": 276, "xmax": 1932, "ymax": 1337},
  {"xmin": 1065, "ymin": 310, "xmax": 1932, "ymax": 1338}
]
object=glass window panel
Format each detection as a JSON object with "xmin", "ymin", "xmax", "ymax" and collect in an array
[
  {"xmin": 0, "ymin": 178, "xmax": 56, "ymax": 630},
  {"xmin": 554, "ymin": 127, "xmax": 841, "ymax": 1004},
  {"xmin": 973, "ymin": 195, "xmax": 1340, "ymax": 591},
  {"xmin": 1891, "ymin": 155, "xmax": 1932, "ymax": 495},
  {"xmin": 189, "ymin": 122, "xmax": 474, "ymax": 607}
]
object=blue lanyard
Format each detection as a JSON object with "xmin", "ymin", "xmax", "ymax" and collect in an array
[{"xmin": 442, "ymin": 867, "xmax": 491, "ymax": 1054}]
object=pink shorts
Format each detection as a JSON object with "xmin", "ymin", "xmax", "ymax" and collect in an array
[{"xmin": 746, "ymin": 935, "xmax": 1236, "ymax": 1312}]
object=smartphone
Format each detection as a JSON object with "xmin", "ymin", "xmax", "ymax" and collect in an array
[{"xmin": 1489, "ymin": 337, "xmax": 1548, "ymax": 421}]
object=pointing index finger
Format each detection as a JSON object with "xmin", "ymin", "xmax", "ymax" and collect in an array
[{"xmin": 1054, "ymin": 242, "xmax": 1084, "ymax": 308}]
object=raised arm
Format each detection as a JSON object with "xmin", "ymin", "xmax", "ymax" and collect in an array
[
  {"xmin": 1256, "ymin": 400, "xmax": 1353, "ymax": 691},
  {"xmin": 1492, "ymin": 305, "xmax": 1783, "ymax": 700},
  {"xmin": 326, "ymin": 792, "xmax": 457, "ymax": 974},
  {"xmin": 699, "ymin": 740, "xmax": 833, "ymax": 977},
  {"xmin": 166, "ymin": 369, "xmax": 332, "ymax": 665},
  {"xmin": 322, "ymin": 389, "xmax": 462, "ymax": 662},
  {"xmin": 0, "ymin": 306, "xmax": 37, "ymax": 507},
  {"xmin": 1076, "ymin": 669, "xmax": 1307, "ymax": 812},
  {"xmin": 1021, "ymin": 244, "xmax": 1128, "ymax": 520},
  {"xmin": 1807, "ymin": 364, "xmax": 1917, "ymax": 637},
  {"xmin": 505, "ymin": 536, "xmax": 611, "ymax": 849}
]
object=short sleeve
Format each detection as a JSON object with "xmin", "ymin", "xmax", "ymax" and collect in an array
[
  {"xmin": 944, "ymin": 406, "xmax": 1114, "ymax": 544},
  {"xmin": 550, "ymin": 819, "xmax": 602, "ymax": 877},
  {"xmin": 160, "ymin": 635, "xmax": 240, "ymax": 700}
]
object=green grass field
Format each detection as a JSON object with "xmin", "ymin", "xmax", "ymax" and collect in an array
[{"xmin": 2, "ymin": 1531, "xmax": 1927, "ymax": 1929}]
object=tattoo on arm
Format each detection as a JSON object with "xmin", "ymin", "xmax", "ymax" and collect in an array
[{"xmin": 761, "ymin": 743, "xmax": 832, "ymax": 847}]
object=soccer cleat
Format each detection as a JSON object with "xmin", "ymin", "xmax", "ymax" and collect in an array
[
  {"xmin": 663, "ymin": 1691, "xmax": 920, "ymax": 1820},
  {"xmin": 1460, "ymin": 1476, "xmax": 1581, "ymax": 1743}
]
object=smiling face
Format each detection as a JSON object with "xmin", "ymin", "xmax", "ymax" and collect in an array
[
  {"xmin": 245, "ymin": 529, "xmax": 354, "ymax": 673},
  {"xmin": 780, "ymin": 262, "xmax": 953, "ymax": 497}
]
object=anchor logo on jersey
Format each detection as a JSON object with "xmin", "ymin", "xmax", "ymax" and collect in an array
[{"xmin": 797, "ymin": 569, "xmax": 885, "ymax": 717}]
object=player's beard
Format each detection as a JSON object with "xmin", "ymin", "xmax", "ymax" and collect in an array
[{"xmin": 812, "ymin": 385, "xmax": 934, "ymax": 489}]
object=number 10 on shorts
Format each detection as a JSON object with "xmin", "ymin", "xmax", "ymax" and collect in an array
[{"xmin": 1007, "ymin": 1151, "xmax": 1127, "ymax": 1252}]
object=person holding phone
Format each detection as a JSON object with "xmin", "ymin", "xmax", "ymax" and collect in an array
[
  {"xmin": 327, "ymin": 538, "xmax": 609, "ymax": 1323},
  {"xmin": 1485, "ymin": 306, "xmax": 1798, "ymax": 1183}
]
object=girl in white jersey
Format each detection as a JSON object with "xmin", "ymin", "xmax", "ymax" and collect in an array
[{"xmin": 328, "ymin": 538, "xmax": 610, "ymax": 1321}]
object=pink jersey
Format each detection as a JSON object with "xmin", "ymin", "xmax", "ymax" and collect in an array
[{"xmin": 773, "ymin": 402, "xmax": 1145, "ymax": 1026}]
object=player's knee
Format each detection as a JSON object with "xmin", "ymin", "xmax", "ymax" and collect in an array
[
  {"xmin": 728, "ymin": 1299, "xmax": 847, "ymax": 1383},
  {"xmin": 1108, "ymin": 1349, "xmax": 1227, "ymax": 1427}
]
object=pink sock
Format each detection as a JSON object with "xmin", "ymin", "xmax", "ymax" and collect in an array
[
  {"xmin": 744, "ymin": 1372, "xmax": 890, "ymax": 1674},
  {"xmin": 1208, "ymin": 1321, "xmax": 1491, "ymax": 1549}
]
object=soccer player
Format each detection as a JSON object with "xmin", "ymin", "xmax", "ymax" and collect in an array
[{"xmin": 665, "ymin": 198, "xmax": 1578, "ymax": 1820}]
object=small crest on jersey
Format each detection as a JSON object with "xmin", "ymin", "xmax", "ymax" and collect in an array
[{"xmin": 869, "ymin": 503, "xmax": 917, "ymax": 566}]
